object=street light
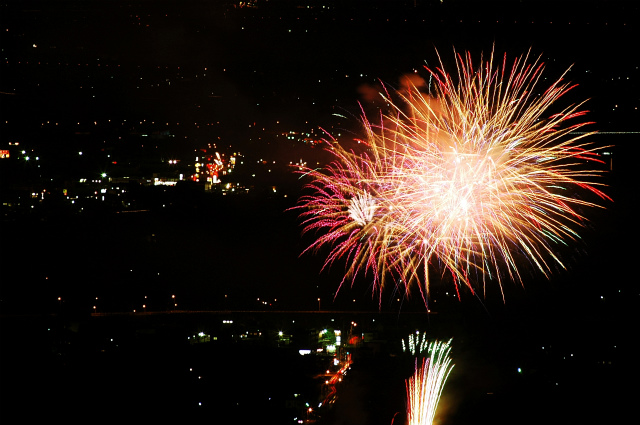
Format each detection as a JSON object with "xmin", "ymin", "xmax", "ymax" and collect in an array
[{"xmin": 317, "ymin": 298, "xmax": 321, "ymax": 311}]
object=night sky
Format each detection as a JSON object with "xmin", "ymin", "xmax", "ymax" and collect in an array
[{"xmin": 1, "ymin": 1, "xmax": 639, "ymax": 423}]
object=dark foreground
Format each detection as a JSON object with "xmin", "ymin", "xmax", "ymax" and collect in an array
[{"xmin": 1, "ymin": 306, "xmax": 635, "ymax": 424}]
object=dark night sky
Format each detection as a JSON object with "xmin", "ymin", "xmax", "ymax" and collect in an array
[
  {"xmin": 0, "ymin": 0, "xmax": 635, "ymax": 310},
  {"xmin": 0, "ymin": 2, "xmax": 639, "ymax": 422}
]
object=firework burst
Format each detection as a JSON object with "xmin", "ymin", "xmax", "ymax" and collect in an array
[
  {"xmin": 406, "ymin": 339, "xmax": 454, "ymax": 425},
  {"xmin": 296, "ymin": 49, "xmax": 610, "ymax": 303}
]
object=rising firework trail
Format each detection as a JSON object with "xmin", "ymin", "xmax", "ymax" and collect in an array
[
  {"xmin": 295, "ymin": 48, "xmax": 611, "ymax": 304},
  {"xmin": 406, "ymin": 339, "xmax": 454, "ymax": 425},
  {"xmin": 402, "ymin": 331, "xmax": 430, "ymax": 356}
]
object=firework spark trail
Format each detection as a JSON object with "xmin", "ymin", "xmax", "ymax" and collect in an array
[
  {"xmin": 402, "ymin": 331, "xmax": 430, "ymax": 357},
  {"xmin": 296, "ymin": 49, "xmax": 611, "ymax": 303},
  {"xmin": 406, "ymin": 339, "xmax": 454, "ymax": 425}
]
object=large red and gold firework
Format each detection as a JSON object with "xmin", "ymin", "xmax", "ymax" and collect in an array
[{"xmin": 296, "ymin": 49, "xmax": 610, "ymax": 303}]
